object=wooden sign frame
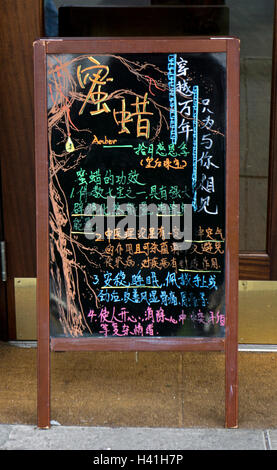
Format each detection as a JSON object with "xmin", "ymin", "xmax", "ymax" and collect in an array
[{"xmin": 34, "ymin": 37, "xmax": 239, "ymax": 429}]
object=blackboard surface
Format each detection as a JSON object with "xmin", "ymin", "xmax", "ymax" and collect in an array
[{"xmin": 47, "ymin": 51, "xmax": 226, "ymax": 339}]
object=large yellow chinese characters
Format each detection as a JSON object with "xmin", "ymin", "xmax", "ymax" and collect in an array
[
  {"xmin": 77, "ymin": 57, "xmax": 113, "ymax": 116},
  {"xmin": 113, "ymin": 93, "xmax": 153, "ymax": 139},
  {"xmin": 77, "ymin": 56, "xmax": 153, "ymax": 139}
]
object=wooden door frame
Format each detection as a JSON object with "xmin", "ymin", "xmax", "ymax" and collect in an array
[
  {"xmin": 0, "ymin": 166, "xmax": 8, "ymax": 341},
  {"xmin": 0, "ymin": 0, "xmax": 44, "ymax": 340},
  {"xmin": 239, "ymin": 0, "xmax": 277, "ymax": 281},
  {"xmin": 266, "ymin": 0, "xmax": 277, "ymax": 280}
]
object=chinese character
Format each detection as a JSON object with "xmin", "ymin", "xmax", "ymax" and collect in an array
[
  {"xmin": 113, "ymin": 93, "xmax": 153, "ymax": 138},
  {"xmin": 77, "ymin": 57, "xmax": 113, "ymax": 116}
]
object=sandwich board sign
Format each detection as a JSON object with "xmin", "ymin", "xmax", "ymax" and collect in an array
[{"xmin": 34, "ymin": 37, "xmax": 239, "ymax": 429}]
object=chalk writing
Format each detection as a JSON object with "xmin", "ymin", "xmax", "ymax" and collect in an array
[
  {"xmin": 168, "ymin": 54, "xmax": 178, "ymax": 145},
  {"xmin": 77, "ymin": 56, "xmax": 114, "ymax": 116}
]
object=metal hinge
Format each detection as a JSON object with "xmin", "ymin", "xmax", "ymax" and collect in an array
[{"xmin": 0, "ymin": 241, "xmax": 7, "ymax": 282}]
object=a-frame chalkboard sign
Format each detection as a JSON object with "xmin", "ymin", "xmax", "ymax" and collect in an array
[{"xmin": 34, "ymin": 37, "xmax": 239, "ymax": 429}]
